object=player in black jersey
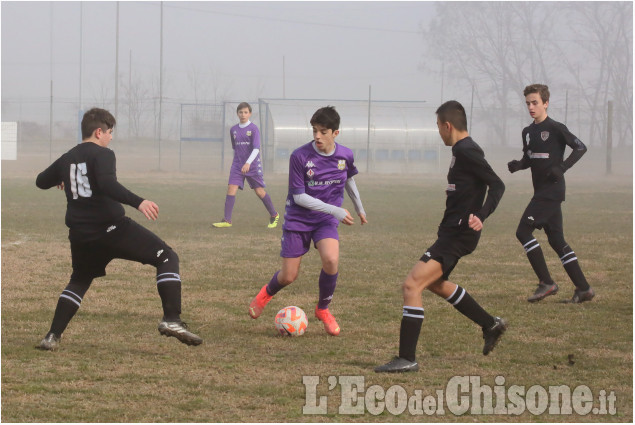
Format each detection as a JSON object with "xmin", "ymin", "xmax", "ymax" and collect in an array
[
  {"xmin": 376, "ymin": 101, "xmax": 507, "ymax": 373},
  {"xmin": 35, "ymin": 108, "xmax": 202, "ymax": 350},
  {"xmin": 508, "ymin": 84, "xmax": 594, "ymax": 304}
]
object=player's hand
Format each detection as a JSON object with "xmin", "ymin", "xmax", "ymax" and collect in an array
[
  {"xmin": 547, "ymin": 165, "xmax": 564, "ymax": 182},
  {"xmin": 241, "ymin": 163, "xmax": 251, "ymax": 174},
  {"xmin": 507, "ymin": 160, "xmax": 521, "ymax": 173},
  {"xmin": 138, "ymin": 200, "xmax": 159, "ymax": 221},
  {"xmin": 56, "ymin": 182, "xmax": 65, "ymax": 190},
  {"xmin": 341, "ymin": 209, "xmax": 354, "ymax": 226},
  {"xmin": 358, "ymin": 213, "xmax": 368, "ymax": 225},
  {"xmin": 468, "ymin": 214, "xmax": 483, "ymax": 231}
]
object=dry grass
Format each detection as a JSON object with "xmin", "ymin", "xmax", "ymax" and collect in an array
[{"xmin": 1, "ymin": 171, "xmax": 632, "ymax": 422}]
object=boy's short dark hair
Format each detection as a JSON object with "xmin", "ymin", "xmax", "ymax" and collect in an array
[
  {"xmin": 237, "ymin": 102, "xmax": 252, "ymax": 113},
  {"xmin": 81, "ymin": 108, "xmax": 116, "ymax": 140},
  {"xmin": 523, "ymin": 84, "xmax": 550, "ymax": 103},
  {"xmin": 436, "ymin": 101, "xmax": 467, "ymax": 132},
  {"xmin": 310, "ymin": 106, "xmax": 340, "ymax": 131}
]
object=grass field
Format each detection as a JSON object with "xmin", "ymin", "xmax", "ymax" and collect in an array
[{"xmin": 1, "ymin": 170, "xmax": 632, "ymax": 422}]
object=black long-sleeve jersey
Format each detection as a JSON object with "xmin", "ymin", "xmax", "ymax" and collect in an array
[
  {"xmin": 36, "ymin": 142, "xmax": 144, "ymax": 242},
  {"xmin": 516, "ymin": 116, "xmax": 587, "ymax": 202},
  {"xmin": 440, "ymin": 137, "xmax": 505, "ymax": 230}
]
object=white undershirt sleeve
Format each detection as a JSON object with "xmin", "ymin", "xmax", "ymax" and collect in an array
[
  {"xmin": 246, "ymin": 148, "xmax": 259, "ymax": 165},
  {"xmin": 293, "ymin": 193, "xmax": 348, "ymax": 221},
  {"xmin": 345, "ymin": 177, "xmax": 365, "ymax": 216}
]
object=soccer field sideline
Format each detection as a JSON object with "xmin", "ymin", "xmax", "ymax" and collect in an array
[{"xmin": 1, "ymin": 174, "xmax": 632, "ymax": 422}]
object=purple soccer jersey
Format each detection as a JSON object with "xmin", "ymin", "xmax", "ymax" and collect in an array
[{"xmin": 283, "ymin": 141, "xmax": 358, "ymax": 232}]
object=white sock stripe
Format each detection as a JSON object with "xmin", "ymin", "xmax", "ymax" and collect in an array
[
  {"xmin": 403, "ymin": 305, "xmax": 424, "ymax": 311},
  {"xmin": 523, "ymin": 238, "xmax": 537, "ymax": 248},
  {"xmin": 403, "ymin": 313, "xmax": 425, "ymax": 319},
  {"xmin": 560, "ymin": 252, "xmax": 575, "ymax": 261},
  {"xmin": 452, "ymin": 287, "xmax": 466, "ymax": 305},
  {"xmin": 62, "ymin": 289, "xmax": 82, "ymax": 302},
  {"xmin": 562, "ymin": 257, "xmax": 578, "ymax": 265},
  {"xmin": 525, "ymin": 243, "xmax": 540, "ymax": 253},
  {"xmin": 157, "ymin": 277, "xmax": 181, "ymax": 285},
  {"xmin": 157, "ymin": 273, "xmax": 180, "ymax": 279},
  {"xmin": 445, "ymin": 285, "xmax": 459, "ymax": 301},
  {"xmin": 59, "ymin": 294, "xmax": 81, "ymax": 307}
]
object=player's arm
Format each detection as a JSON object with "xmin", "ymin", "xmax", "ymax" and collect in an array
[
  {"xmin": 241, "ymin": 148, "xmax": 260, "ymax": 174},
  {"xmin": 292, "ymin": 193, "xmax": 353, "ymax": 224},
  {"xmin": 345, "ymin": 178, "xmax": 367, "ymax": 224},
  {"xmin": 550, "ymin": 124, "xmax": 587, "ymax": 181},
  {"xmin": 94, "ymin": 149, "xmax": 145, "ymax": 209},
  {"xmin": 464, "ymin": 148, "xmax": 505, "ymax": 224},
  {"xmin": 35, "ymin": 157, "xmax": 63, "ymax": 189},
  {"xmin": 508, "ymin": 133, "xmax": 531, "ymax": 173}
]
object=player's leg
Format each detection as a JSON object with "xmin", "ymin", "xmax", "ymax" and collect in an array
[
  {"xmin": 428, "ymin": 280, "xmax": 507, "ymax": 355},
  {"xmin": 314, "ymin": 237, "xmax": 340, "ymax": 335},
  {"xmin": 37, "ymin": 239, "xmax": 107, "ymax": 351},
  {"xmin": 109, "ymin": 220, "xmax": 202, "ymax": 346},
  {"xmin": 213, "ymin": 184, "xmax": 240, "ymax": 227},
  {"xmin": 375, "ymin": 259, "xmax": 443, "ymax": 372},
  {"xmin": 545, "ymin": 209, "xmax": 594, "ymax": 303},
  {"xmin": 516, "ymin": 201, "xmax": 558, "ymax": 302},
  {"xmin": 249, "ymin": 230, "xmax": 308, "ymax": 319},
  {"xmin": 251, "ymin": 179, "xmax": 279, "ymax": 228},
  {"xmin": 37, "ymin": 276, "xmax": 93, "ymax": 351}
]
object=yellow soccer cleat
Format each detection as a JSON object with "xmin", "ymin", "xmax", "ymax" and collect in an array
[
  {"xmin": 267, "ymin": 213, "xmax": 280, "ymax": 229},
  {"xmin": 212, "ymin": 219, "xmax": 232, "ymax": 228}
]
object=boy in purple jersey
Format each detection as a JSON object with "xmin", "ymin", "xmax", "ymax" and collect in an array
[
  {"xmin": 248, "ymin": 106, "xmax": 367, "ymax": 335},
  {"xmin": 508, "ymin": 84, "xmax": 593, "ymax": 303},
  {"xmin": 212, "ymin": 102, "xmax": 279, "ymax": 228}
]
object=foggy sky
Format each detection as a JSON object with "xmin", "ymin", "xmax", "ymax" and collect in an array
[{"xmin": 1, "ymin": 1, "xmax": 439, "ymax": 107}]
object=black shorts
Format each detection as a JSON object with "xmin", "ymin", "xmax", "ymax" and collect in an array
[
  {"xmin": 520, "ymin": 198, "xmax": 563, "ymax": 235},
  {"xmin": 420, "ymin": 227, "xmax": 480, "ymax": 280},
  {"xmin": 70, "ymin": 217, "xmax": 174, "ymax": 280}
]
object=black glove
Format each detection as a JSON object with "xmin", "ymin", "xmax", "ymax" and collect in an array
[
  {"xmin": 547, "ymin": 165, "xmax": 565, "ymax": 182},
  {"xmin": 507, "ymin": 160, "xmax": 522, "ymax": 173}
]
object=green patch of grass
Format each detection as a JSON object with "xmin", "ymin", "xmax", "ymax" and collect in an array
[{"xmin": 2, "ymin": 174, "xmax": 632, "ymax": 422}]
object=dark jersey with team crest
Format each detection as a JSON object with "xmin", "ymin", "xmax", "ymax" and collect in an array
[
  {"xmin": 36, "ymin": 142, "xmax": 144, "ymax": 242},
  {"xmin": 440, "ymin": 137, "xmax": 505, "ymax": 230},
  {"xmin": 519, "ymin": 116, "xmax": 587, "ymax": 202}
]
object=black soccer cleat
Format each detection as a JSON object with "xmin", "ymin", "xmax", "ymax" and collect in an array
[
  {"xmin": 374, "ymin": 356, "xmax": 419, "ymax": 373},
  {"xmin": 527, "ymin": 281, "xmax": 559, "ymax": 303},
  {"xmin": 158, "ymin": 320, "xmax": 203, "ymax": 346},
  {"xmin": 560, "ymin": 287, "xmax": 595, "ymax": 304},
  {"xmin": 36, "ymin": 332, "xmax": 61, "ymax": 351},
  {"xmin": 482, "ymin": 317, "xmax": 508, "ymax": 355}
]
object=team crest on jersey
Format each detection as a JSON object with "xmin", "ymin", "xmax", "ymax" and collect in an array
[
  {"xmin": 247, "ymin": 131, "xmax": 252, "ymax": 136},
  {"xmin": 233, "ymin": 131, "xmax": 237, "ymax": 138},
  {"xmin": 337, "ymin": 160, "xmax": 346, "ymax": 170},
  {"xmin": 306, "ymin": 160, "xmax": 315, "ymax": 168},
  {"xmin": 450, "ymin": 156, "xmax": 456, "ymax": 168},
  {"xmin": 541, "ymin": 131, "xmax": 549, "ymax": 141},
  {"xmin": 307, "ymin": 169, "xmax": 315, "ymax": 178}
]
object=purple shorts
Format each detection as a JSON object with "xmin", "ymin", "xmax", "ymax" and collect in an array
[
  {"xmin": 228, "ymin": 164, "xmax": 265, "ymax": 190},
  {"xmin": 280, "ymin": 225, "xmax": 339, "ymax": 258}
]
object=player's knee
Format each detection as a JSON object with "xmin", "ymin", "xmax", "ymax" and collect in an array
[
  {"xmin": 156, "ymin": 246, "xmax": 179, "ymax": 274},
  {"xmin": 66, "ymin": 277, "xmax": 93, "ymax": 299},
  {"xmin": 278, "ymin": 270, "xmax": 297, "ymax": 285},
  {"xmin": 321, "ymin": 258, "xmax": 339, "ymax": 275},
  {"xmin": 516, "ymin": 223, "xmax": 534, "ymax": 244},
  {"xmin": 547, "ymin": 235, "xmax": 568, "ymax": 255}
]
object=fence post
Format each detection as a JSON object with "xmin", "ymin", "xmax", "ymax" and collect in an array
[{"xmin": 606, "ymin": 100, "xmax": 613, "ymax": 175}]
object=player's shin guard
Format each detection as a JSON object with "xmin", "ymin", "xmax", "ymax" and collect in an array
[
  {"xmin": 317, "ymin": 269, "xmax": 337, "ymax": 310},
  {"xmin": 49, "ymin": 279, "xmax": 91, "ymax": 336},
  {"xmin": 520, "ymin": 238, "xmax": 555, "ymax": 285},
  {"xmin": 559, "ymin": 246, "xmax": 590, "ymax": 291},
  {"xmin": 399, "ymin": 306, "xmax": 424, "ymax": 362},
  {"xmin": 156, "ymin": 249, "xmax": 182, "ymax": 321},
  {"xmin": 446, "ymin": 285, "xmax": 495, "ymax": 329},
  {"xmin": 260, "ymin": 193, "xmax": 277, "ymax": 217},
  {"xmin": 224, "ymin": 195, "xmax": 236, "ymax": 222},
  {"xmin": 265, "ymin": 271, "xmax": 283, "ymax": 296}
]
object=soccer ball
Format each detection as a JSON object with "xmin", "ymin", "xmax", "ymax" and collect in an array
[{"xmin": 274, "ymin": 306, "xmax": 308, "ymax": 336}]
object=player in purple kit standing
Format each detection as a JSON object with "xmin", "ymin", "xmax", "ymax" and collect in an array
[
  {"xmin": 213, "ymin": 102, "xmax": 279, "ymax": 228},
  {"xmin": 248, "ymin": 106, "xmax": 367, "ymax": 335}
]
